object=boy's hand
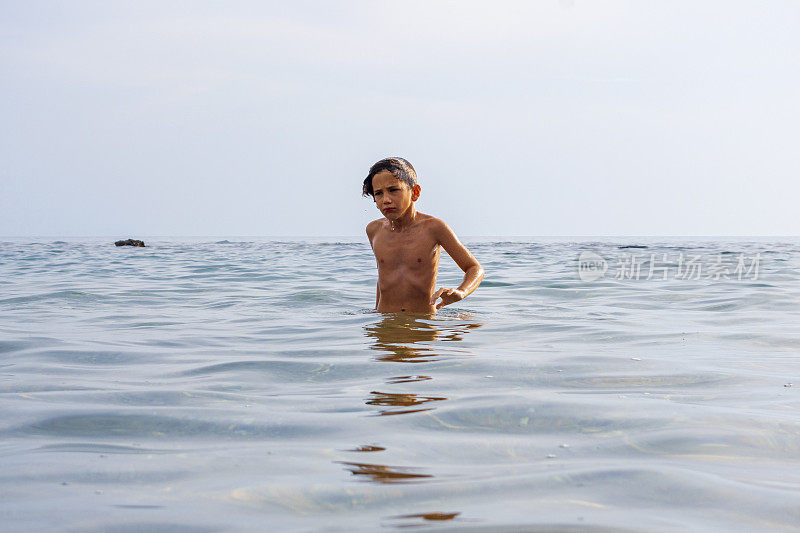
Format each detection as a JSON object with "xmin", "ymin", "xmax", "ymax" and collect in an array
[{"xmin": 431, "ymin": 288, "xmax": 465, "ymax": 309}]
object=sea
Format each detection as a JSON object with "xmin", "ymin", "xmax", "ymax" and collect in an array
[{"xmin": 1, "ymin": 236, "xmax": 798, "ymax": 532}]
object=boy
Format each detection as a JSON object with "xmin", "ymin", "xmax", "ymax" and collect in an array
[{"xmin": 363, "ymin": 157, "xmax": 484, "ymax": 314}]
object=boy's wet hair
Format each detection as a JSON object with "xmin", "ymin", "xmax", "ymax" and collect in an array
[{"xmin": 362, "ymin": 157, "xmax": 417, "ymax": 197}]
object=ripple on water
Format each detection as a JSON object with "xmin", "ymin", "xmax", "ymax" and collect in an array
[
  {"xmin": 0, "ymin": 290, "xmax": 111, "ymax": 306},
  {"xmin": 420, "ymin": 398, "xmax": 663, "ymax": 435},
  {"xmin": 68, "ymin": 523, "xmax": 218, "ymax": 533},
  {"xmin": 9, "ymin": 412, "xmax": 332, "ymax": 440},
  {"xmin": 282, "ymin": 289, "xmax": 347, "ymax": 306},
  {"xmin": 178, "ymin": 359, "xmax": 331, "ymax": 380},
  {"xmin": 556, "ymin": 372, "xmax": 734, "ymax": 391},
  {"xmin": 29, "ymin": 349, "xmax": 155, "ymax": 366},
  {"xmin": 36, "ymin": 443, "xmax": 176, "ymax": 455}
]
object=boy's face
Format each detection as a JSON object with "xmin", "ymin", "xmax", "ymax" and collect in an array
[{"xmin": 371, "ymin": 170, "xmax": 420, "ymax": 220}]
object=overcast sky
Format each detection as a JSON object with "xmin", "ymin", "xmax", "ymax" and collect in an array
[{"xmin": 2, "ymin": 1, "xmax": 798, "ymax": 237}]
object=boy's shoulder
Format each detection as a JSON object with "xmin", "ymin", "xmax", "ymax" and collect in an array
[
  {"xmin": 415, "ymin": 213, "xmax": 449, "ymax": 234},
  {"xmin": 366, "ymin": 218, "xmax": 384, "ymax": 239},
  {"xmin": 418, "ymin": 213, "xmax": 444, "ymax": 224}
]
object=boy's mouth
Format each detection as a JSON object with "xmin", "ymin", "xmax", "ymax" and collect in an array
[{"xmin": 383, "ymin": 208, "xmax": 395, "ymax": 213}]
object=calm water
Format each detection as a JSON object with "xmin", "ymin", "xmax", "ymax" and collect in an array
[{"xmin": 1, "ymin": 237, "xmax": 799, "ymax": 532}]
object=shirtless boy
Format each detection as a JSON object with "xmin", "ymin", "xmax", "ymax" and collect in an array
[{"xmin": 363, "ymin": 157, "xmax": 484, "ymax": 314}]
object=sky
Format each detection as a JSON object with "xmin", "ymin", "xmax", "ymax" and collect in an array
[{"xmin": 1, "ymin": 1, "xmax": 799, "ymax": 237}]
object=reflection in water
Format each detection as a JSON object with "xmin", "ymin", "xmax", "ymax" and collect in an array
[
  {"xmin": 386, "ymin": 375, "xmax": 432, "ymax": 384},
  {"xmin": 363, "ymin": 313, "xmax": 482, "ymax": 363},
  {"xmin": 365, "ymin": 391, "xmax": 447, "ymax": 416},
  {"xmin": 338, "ymin": 461, "xmax": 432, "ymax": 483},
  {"xmin": 338, "ymin": 314, "xmax": 483, "ymax": 489},
  {"xmin": 345, "ymin": 445, "xmax": 386, "ymax": 452},
  {"xmin": 387, "ymin": 512, "xmax": 461, "ymax": 522}
]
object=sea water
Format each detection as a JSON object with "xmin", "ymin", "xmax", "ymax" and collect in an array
[{"xmin": 1, "ymin": 237, "xmax": 798, "ymax": 532}]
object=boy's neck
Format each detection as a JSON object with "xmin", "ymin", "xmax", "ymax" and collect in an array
[{"xmin": 389, "ymin": 206, "xmax": 418, "ymax": 231}]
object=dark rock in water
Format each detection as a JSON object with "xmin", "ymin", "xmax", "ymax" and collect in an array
[
  {"xmin": 115, "ymin": 239, "xmax": 146, "ymax": 247},
  {"xmin": 618, "ymin": 245, "xmax": 648, "ymax": 249}
]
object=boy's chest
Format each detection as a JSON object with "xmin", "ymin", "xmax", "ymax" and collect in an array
[{"xmin": 372, "ymin": 230, "xmax": 439, "ymax": 266}]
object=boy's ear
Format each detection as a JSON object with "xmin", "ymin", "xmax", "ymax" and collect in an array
[{"xmin": 411, "ymin": 184, "xmax": 421, "ymax": 201}]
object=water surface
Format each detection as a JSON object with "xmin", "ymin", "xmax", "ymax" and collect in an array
[{"xmin": 1, "ymin": 237, "xmax": 799, "ymax": 531}]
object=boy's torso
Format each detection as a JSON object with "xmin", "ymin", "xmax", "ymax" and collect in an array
[{"xmin": 370, "ymin": 214, "xmax": 441, "ymax": 313}]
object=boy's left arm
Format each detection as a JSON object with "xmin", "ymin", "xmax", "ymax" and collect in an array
[{"xmin": 431, "ymin": 221, "xmax": 484, "ymax": 309}]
